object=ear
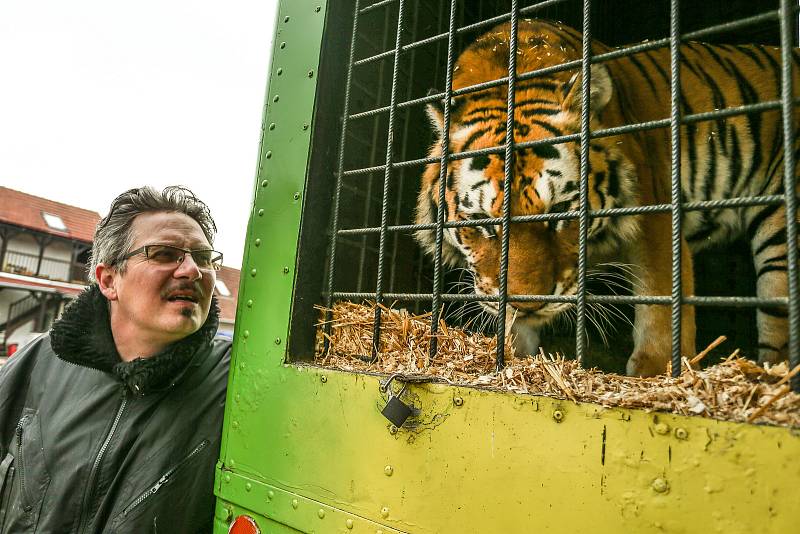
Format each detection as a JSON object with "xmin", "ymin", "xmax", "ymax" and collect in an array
[
  {"xmin": 95, "ymin": 263, "xmax": 119, "ymax": 301},
  {"xmin": 561, "ymin": 64, "xmax": 613, "ymax": 115},
  {"xmin": 425, "ymin": 88, "xmax": 461, "ymax": 138}
]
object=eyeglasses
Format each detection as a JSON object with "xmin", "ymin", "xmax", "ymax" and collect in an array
[{"xmin": 121, "ymin": 244, "xmax": 223, "ymax": 271}]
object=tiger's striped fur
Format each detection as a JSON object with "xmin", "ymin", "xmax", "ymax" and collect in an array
[{"xmin": 415, "ymin": 19, "xmax": 799, "ymax": 376}]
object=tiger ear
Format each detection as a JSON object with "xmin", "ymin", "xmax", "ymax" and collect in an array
[
  {"xmin": 425, "ymin": 88, "xmax": 459, "ymax": 137},
  {"xmin": 561, "ymin": 64, "xmax": 613, "ymax": 115}
]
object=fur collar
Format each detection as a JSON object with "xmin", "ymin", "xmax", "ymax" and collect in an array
[{"xmin": 50, "ymin": 284, "xmax": 219, "ymax": 395}]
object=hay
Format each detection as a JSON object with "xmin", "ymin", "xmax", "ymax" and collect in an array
[{"xmin": 315, "ymin": 302, "xmax": 800, "ymax": 428}]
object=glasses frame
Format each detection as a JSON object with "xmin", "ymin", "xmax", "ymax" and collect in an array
[{"xmin": 120, "ymin": 244, "xmax": 223, "ymax": 271}]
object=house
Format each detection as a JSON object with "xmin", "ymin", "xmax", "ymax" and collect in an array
[
  {"xmin": 0, "ymin": 187, "xmax": 99, "ymax": 355},
  {"xmin": 0, "ymin": 186, "xmax": 241, "ymax": 355}
]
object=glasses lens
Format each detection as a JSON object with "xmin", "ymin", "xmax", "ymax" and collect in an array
[
  {"xmin": 191, "ymin": 249, "xmax": 214, "ymax": 268},
  {"xmin": 146, "ymin": 245, "xmax": 182, "ymax": 264}
]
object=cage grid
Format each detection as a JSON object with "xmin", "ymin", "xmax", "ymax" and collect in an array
[{"xmin": 301, "ymin": 0, "xmax": 800, "ymax": 388}]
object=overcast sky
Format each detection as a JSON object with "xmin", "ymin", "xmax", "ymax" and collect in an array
[{"xmin": 0, "ymin": 0, "xmax": 278, "ymax": 269}]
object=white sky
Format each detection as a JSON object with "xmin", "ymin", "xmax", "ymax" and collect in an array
[{"xmin": 0, "ymin": 0, "xmax": 278, "ymax": 269}]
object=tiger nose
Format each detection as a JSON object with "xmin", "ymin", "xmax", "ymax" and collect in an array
[{"xmin": 511, "ymin": 283, "xmax": 557, "ymax": 312}]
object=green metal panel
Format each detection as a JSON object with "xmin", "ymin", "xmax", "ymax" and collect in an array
[{"xmin": 215, "ymin": 1, "xmax": 800, "ymax": 532}]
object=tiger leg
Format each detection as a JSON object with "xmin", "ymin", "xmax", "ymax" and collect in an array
[
  {"xmin": 747, "ymin": 202, "xmax": 793, "ymax": 364},
  {"xmin": 625, "ymin": 214, "xmax": 697, "ymax": 376}
]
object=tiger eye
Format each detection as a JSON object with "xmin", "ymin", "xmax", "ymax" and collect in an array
[{"xmin": 470, "ymin": 155, "xmax": 491, "ymax": 171}]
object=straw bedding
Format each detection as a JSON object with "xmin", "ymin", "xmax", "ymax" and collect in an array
[{"xmin": 315, "ymin": 302, "xmax": 800, "ymax": 428}]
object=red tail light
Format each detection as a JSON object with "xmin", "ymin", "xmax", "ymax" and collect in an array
[{"xmin": 228, "ymin": 515, "xmax": 260, "ymax": 534}]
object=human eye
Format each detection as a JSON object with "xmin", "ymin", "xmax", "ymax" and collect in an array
[
  {"xmin": 191, "ymin": 249, "xmax": 213, "ymax": 267},
  {"xmin": 147, "ymin": 245, "xmax": 181, "ymax": 263}
]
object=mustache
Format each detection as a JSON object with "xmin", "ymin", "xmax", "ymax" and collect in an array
[{"xmin": 160, "ymin": 281, "xmax": 204, "ymax": 299}]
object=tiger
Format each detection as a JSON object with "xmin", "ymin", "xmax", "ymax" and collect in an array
[{"xmin": 415, "ymin": 19, "xmax": 799, "ymax": 376}]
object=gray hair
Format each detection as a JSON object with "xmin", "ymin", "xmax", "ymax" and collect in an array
[{"xmin": 89, "ymin": 186, "xmax": 217, "ymax": 282}]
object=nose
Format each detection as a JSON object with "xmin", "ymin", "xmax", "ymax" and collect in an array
[{"xmin": 173, "ymin": 252, "xmax": 203, "ymax": 281}]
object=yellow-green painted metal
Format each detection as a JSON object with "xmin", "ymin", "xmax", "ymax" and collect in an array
[{"xmin": 215, "ymin": 1, "xmax": 800, "ymax": 532}]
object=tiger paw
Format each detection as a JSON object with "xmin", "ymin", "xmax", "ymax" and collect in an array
[{"xmin": 626, "ymin": 350, "xmax": 669, "ymax": 377}]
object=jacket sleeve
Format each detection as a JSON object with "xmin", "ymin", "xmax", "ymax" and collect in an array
[{"xmin": 0, "ymin": 334, "xmax": 48, "ymax": 456}]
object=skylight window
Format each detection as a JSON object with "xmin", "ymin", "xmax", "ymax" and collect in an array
[
  {"xmin": 42, "ymin": 212, "xmax": 67, "ymax": 231},
  {"xmin": 215, "ymin": 279, "xmax": 231, "ymax": 297}
]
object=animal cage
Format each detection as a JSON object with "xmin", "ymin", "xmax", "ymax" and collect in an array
[{"xmin": 215, "ymin": 1, "xmax": 800, "ymax": 533}]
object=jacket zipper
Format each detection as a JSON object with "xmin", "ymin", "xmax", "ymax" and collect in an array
[
  {"xmin": 120, "ymin": 439, "xmax": 209, "ymax": 517},
  {"xmin": 78, "ymin": 389, "xmax": 128, "ymax": 534},
  {"xmin": 14, "ymin": 415, "xmax": 31, "ymax": 512}
]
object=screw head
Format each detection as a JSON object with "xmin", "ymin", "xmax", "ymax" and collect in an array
[
  {"xmin": 243, "ymin": 330, "xmax": 250, "ymax": 338},
  {"xmin": 267, "ymin": 490, "xmax": 274, "ymax": 500},
  {"xmin": 223, "ymin": 506, "xmax": 233, "ymax": 521},
  {"xmin": 269, "ymin": 123, "xmax": 276, "ymax": 130},
  {"xmin": 284, "ymin": 16, "xmax": 290, "ymax": 22},
  {"xmin": 302, "ymin": 123, "xmax": 309, "ymax": 130},
  {"xmin": 283, "ymin": 266, "xmax": 290, "ymax": 274},
  {"xmin": 652, "ymin": 478, "xmax": 669, "ymax": 493},
  {"xmin": 275, "ymin": 338, "xmax": 282, "ymax": 345},
  {"xmin": 675, "ymin": 428, "xmax": 689, "ymax": 440},
  {"xmin": 245, "ymin": 482, "xmax": 252, "ymax": 492},
  {"xmin": 320, "ymin": 375, "xmax": 328, "ymax": 383},
  {"xmin": 384, "ymin": 465, "xmax": 393, "ymax": 476},
  {"xmin": 380, "ymin": 507, "xmax": 389, "ymax": 518},
  {"xmin": 346, "ymin": 519, "xmax": 354, "ymax": 529},
  {"xmin": 246, "ymin": 299, "xmax": 253, "ymax": 307},
  {"xmin": 453, "ymin": 396, "xmax": 464, "ymax": 407},
  {"xmin": 552, "ymin": 410, "xmax": 564, "ymax": 423},
  {"xmin": 292, "ymin": 499, "xmax": 299, "ymax": 509},
  {"xmin": 261, "ymin": 179, "xmax": 269, "ymax": 187},
  {"xmin": 655, "ymin": 422, "xmax": 670, "ymax": 435},
  {"xmin": 315, "ymin": 6, "xmax": 321, "ymax": 12},
  {"xmin": 224, "ymin": 474, "xmax": 231, "ymax": 483},
  {"xmin": 254, "ymin": 238, "xmax": 261, "ymax": 247},
  {"xmin": 280, "ymin": 42, "xmax": 286, "ymax": 49},
  {"xmin": 250, "ymin": 268, "xmax": 257, "ymax": 277},
  {"xmin": 265, "ymin": 150, "xmax": 272, "ymax": 159},
  {"xmin": 277, "ymin": 68, "xmax": 283, "ymax": 75},
  {"xmin": 388, "ymin": 425, "xmax": 398, "ymax": 435},
  {"xmin": 258, "ymin": 208, "xmax": 264, "ymax": 216},
  {"xmin": 318, "ymin": 509, "xmax": 325, "ymax": 519},
  {"xmin": 273, "ymin": 95, "xmax": 279, "ymax": 102},
  {"xmin": 308, "ymin": 70, "xmax": 314, "ymax": 78},
  {"xmin": 294, "ymin": 192, "xmax": 301, "ymax": 200}
]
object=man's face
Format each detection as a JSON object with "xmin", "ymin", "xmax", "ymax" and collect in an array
[{"xmin": 102, "ymin": 211, "xmax": 216, "ymax": 348}]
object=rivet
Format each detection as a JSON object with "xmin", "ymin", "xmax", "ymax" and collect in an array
[
  {"xmin": 273, "ymin": 95, "xmax": 279, "ymax": 102},
  {"xmin": 254, "ymin": 239, "xmax": 262, "ymax": 247},
  {"xmin": 453, "ymin": 396, "xmax": 464, "ymax": 407},
  {"xmin": 283, "ymin": 266, "xmax": 290, "ymax": 274},
  {"xmin": 284, "ymin": 16, "xmax": 290, "ymax": 23},
  {"xmin": 239, "ymin": 362, "xmax": 245, "ymax": 370},
  {"xmin": 294, "ymin": 192, "xmax": 301, "ymax": 200},
  {"xmin": 266, "ymin": 151, "xmax": 272, "ymax": 159},
  {"xmin": 320, "ymin": 375, "xmax": 328, "ymax": 383},
  {"xmin": 245, "ymin": 482, "xmax": 252, "ymax": 492},
  {"xmin": 277, "ymin": 68, "xmax": 283, "ymax": 75},
  {"xmin": 552, "ymin": 410, "xmax": 564, "ymax": 423},
  {"xmin": 250, "ymin": 268, "xmax": 257, "ymax": 277},
  {"xmin": 258, "ymin": 208, "xmax": 265, "ymax": 216},
  {"xmin": 346, "ymin": 519, "xmax": 354, "ymax": 529},
  {"xmin": 243, "ymin": 330, "xmax": 250, "ymax": 338},
  {"xmin": 302, "ymin": 123, "xmax": 309, "ymax": 130},
  {"xmin": 275, "ymin": 338, "xmax": 282, "ymax": 345},
  {"xmin": 388, "ymin": 425, "xmax": 398, "ymax": 435},
  {"xmin": 235, "ymin": 394, "xmax": 241, "ymax": 403},
  {"xmin": 675, "ymin": 428, "xmax": 688, "ymax": 440},
  {"xmin": 246, "ymin": 299, "xmax": 253, "ymax": 307},
  {"xmin": 652, "ymin": 478, "xmax": 669, "ymax": 493},
  {"xmin": 308, "ymin": 70, "xmax": 314, "ymax": 78},
  {"xmin": 267, "ymin": 490, "xmax": 274, "ymax": 500},
  {"xmin": 223, "ymin": 506, "xmax": 233, "ymax": 522},
  {"xmin": 655, "ymin": 423, "xmax": 670, "ymax": 435},
  {"xmin": 229, "ymin": 459, "xmax": 236, "ymax": 469},
  {"xmin": 384, "ymin": 465, "xmax": 393, "ymax": 476},
  {"xmin": 261, "ymin": 179, "xmax": 269, "ymax": 187},
  {"xmin": 318, "ymin": 509, "xmax": 325, "ymax": 519},
  {"xmin": 377, "ymin": 530, "xmax": 384, "ymax": 534},
  {"xmin": 224, "ymin": 474, "xmax": 231, "ymax": 483},
  {"xmin": 380, "ymin": 507, "xmax": 389, "ymax": 518},
  {"xmin": 315, "ymin": 6, "xmax": 321, "ymax": 12},
  {"xmin": 269, "ymin": 123, "xmax": 276, "ymax": 130},
  {"xmin": 280, "ymin": 42, "xmax": 286, "ymax": 49},
  {"xmin": 292, "ymin": 499, "xmax": 299, "ymax": 509}
]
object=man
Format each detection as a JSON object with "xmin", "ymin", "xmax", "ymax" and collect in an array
[{"xmin": 0, "ymin": 186, "xmax": 231, "ymax": 533}]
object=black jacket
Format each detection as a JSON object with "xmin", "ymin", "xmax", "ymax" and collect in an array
[{"xmin": 0, "ymin": 286, "xmax": 231, "ymax": 533}]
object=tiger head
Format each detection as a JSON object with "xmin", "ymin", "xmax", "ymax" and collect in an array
[{"xmin": 415, "ymin": 21, "xmax": 639, "ymax": 328}]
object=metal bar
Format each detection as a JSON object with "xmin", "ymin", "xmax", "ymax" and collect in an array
[
  {"xmin": 779, "ymin": 0, "xmax": 800, "ymax": 391},
  {"xmin": 669, "ymin": 0, "xmax": 682, "ymax": 377},
  {"xmin": 360, "ymin": 0, "xmax": 395, "ymax": 14},
  {"xmin": 336, "ymin": 195, "xmax": 787, "ymax": 236},
  {"xmin": 429, "ymin": 0, "xmax": 458, "ymax": 364},
  {"xmin": 323, "ymin": 0, "xmax": 362, "ymax": 355},
  {"xmin": 371, "ymin": 0, "xmax": 406, "ymax": 360},
  {"xmin": 575, "ymin": 0, "xmax": 591, "ymax": 366},
  {"xmin": 496, "ymin": 0, "xmax": 518, "ymax": 370},
  {"xmin": 331, "ymin": 292, "xmax": 788, "ymax": 307},
  {"xmin": 343, "ymin": 100, "xmax": 800, "ymax": 176}
]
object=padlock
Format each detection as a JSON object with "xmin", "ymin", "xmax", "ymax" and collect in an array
[{"xmin": 381, "ymin": 380, "xmax": 412, "ymax": 428}]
